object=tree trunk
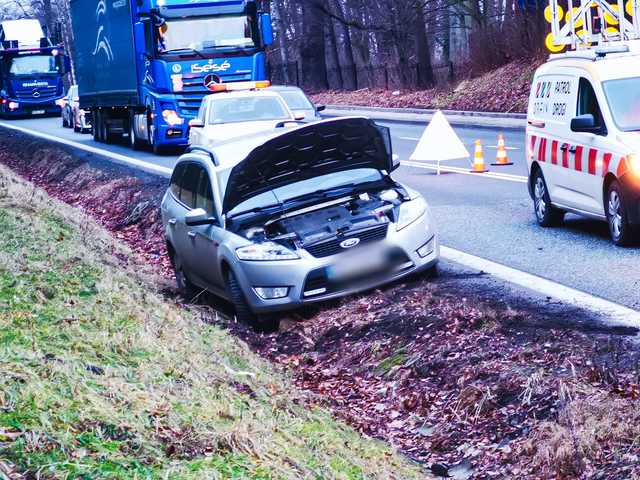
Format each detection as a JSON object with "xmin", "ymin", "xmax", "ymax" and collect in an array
[{"xmin": 300, "ymin": 0, "xmax": 328, "ymax": 91}]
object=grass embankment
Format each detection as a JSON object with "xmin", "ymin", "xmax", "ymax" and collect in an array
[{"xmin": 0, "ymin": 165, "xmax": 428, "ymax": 479}]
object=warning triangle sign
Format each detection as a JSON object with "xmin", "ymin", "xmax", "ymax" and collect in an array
[{"xmin": 410, "ymin": 110, "xmax": 470, "ymax": 162}]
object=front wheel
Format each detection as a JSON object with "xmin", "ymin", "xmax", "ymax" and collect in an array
[
  {"xmin": 226, "ymin": 270, "xmax": 279, "ymax": 331},
  {"xmin": 532, "ymin": 169, "xmax": 564, "ymax": 227},
  {"xmin": 606, "ymin": 180, "xmax": 636, "ymax": 246}
]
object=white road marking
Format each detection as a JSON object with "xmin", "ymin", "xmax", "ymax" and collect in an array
[
  {"xmin": 442, "ymin": 246, "xmax": 640, "ymax": 328},
  {"xmin": 401, "ymin": 160, "xmax": 528, "ymax": 183},
  {"xmin": 0, "ymin": 121, "xmax": 173, "ymax": 177},
  {"xmin": 397, "ymin": 137, "xmax": 520, "ymax": 151},
  {"xmin": 3, "ymin": 121, "xmax": 638, "ymax": 325}
]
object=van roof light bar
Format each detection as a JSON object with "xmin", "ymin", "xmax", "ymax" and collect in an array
[{"xmin": 546, "ymin": 0, "xmax": 640, "ymax": 52}]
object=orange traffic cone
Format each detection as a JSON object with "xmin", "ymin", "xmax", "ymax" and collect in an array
[
  {"xmin": 470, "ymin": 140, "xmax": 489, "ymax": 173},
  {"xmin": 492, "ymin": 134, "xmax": 513, "ymax": 166}
]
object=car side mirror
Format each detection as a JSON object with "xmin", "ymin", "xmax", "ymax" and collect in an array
[
  {"xmin": 315, "ymin": 104, "xmax": 326, "ymax": 112},
  {"xmin": 185, "ymin": 208, "xmax": 217, "ymax": 226},
  {"xmin": 571, "ymin": 114, "xmax": 599, "ymax": 133},
  {"xmin": 293, "ymin": 110, "xmax": 306, "ymax": 121},
  {"xmin": 189, "ymin": 118, "xmax": 204, "ymax": 128}
]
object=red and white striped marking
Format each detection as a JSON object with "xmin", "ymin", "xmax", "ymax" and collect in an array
[{"xmin": 528, "ymin": 134, "xmax": 629, "ymax": 178}]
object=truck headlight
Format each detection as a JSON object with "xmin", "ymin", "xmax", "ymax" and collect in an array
[
  {"xmin": 396, "ymin": 197, "xmax": 427, "ymax": 231},
  {"xmin": 162, "ymin": 109, "xmax": 184, "ymax": 126},
  {"xmin": 8, "ymin": 102, "xmax": 19, "ymax": 110},
  {"xmin": 236, "ymin": 242, "xmax": 299, "ymax": 261}
]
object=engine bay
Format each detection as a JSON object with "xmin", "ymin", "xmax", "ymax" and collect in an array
[{"xmin": 237, "ymin": 188, "xmax": 404, "ymax": 249}]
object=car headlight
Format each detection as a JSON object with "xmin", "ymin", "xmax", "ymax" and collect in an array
[
  {"xmin": 236, "ymin": 242, "xmax": 299, "ymax": 261},
  {"xmin": 396, "ymin": 197, "xmax": 427, "ymax": 231}
]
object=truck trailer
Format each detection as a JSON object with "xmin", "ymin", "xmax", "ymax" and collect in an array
[
  {"xmin": 0, "ymin": 19, "xmax": 68, "ymax": 118},
  {"xmin": 69, "ymin": 0, "xmax": 274, "ymax": 154}
]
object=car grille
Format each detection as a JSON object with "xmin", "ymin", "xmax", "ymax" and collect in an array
[
  {"xmin": 302, "ymin": 248, "xmax": 413, "ymax": 298},
  {"xmin": 305, "ymin": 224, "xmax": 389, "ymax": 259},
  {"xmin": 15, "ymin": 85, "xmax": 58, "ymax": 100}
]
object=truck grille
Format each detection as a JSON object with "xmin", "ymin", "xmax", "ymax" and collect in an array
[
  {"xmin": 175, "ymin": 71, "xmax": 258, "ymax": 116},
  {"xmin": 304, "ymin": 224, "xmax": 389, "ymax": 259},
  {"xmin": 15, "ymin": 85, "xmax": 58, "ymax": 100}
]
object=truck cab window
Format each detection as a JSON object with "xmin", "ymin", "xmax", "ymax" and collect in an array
[{"xmin": 577, "ymin": 78, "xmax": 606, "ymax": 134}]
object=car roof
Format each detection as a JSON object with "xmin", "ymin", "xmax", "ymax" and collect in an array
[
  {"xmin": 540, "ymin": 40, "xmax": 640, "ymax": 82},
  {"xmin": 267, "ymin": 85, "xmax": 306, "ymax": 92},
  {"xmin": 204, "ymin": 89, "xmax": 284, "ymax": 102}
]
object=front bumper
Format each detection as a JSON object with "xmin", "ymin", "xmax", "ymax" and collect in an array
[
  {"xmin": 232, "ymin": 213, "xmax": 439, "ymax": 314},
  {"xmin": 1, "ymin": 98, "xmax": 62, "ymax": 118}
]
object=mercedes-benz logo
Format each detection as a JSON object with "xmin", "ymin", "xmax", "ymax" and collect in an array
[
  {"xmin": 339, "ymin": 238, "xmax": 361, "ymax": 249},
  {"xmin": 203, "ymin": 73, "xmax": 221, "ymax": 90},
  {"xmin": 32, "ymin": 90, "xmax": 41, "ymax": 98}
]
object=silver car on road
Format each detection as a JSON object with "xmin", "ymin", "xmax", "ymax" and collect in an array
[{"xmin": 161, "ymin": 117, "xmax": 439, "ymax": 329}]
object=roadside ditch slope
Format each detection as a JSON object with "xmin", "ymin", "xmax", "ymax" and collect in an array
[{"xmin": 1, "ymin": 129, "xmax": 640, "ymax": 479}]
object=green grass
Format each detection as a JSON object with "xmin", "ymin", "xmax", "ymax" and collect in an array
[{"xmin": 0, "ymin": 165, "xmax": 429, "ymax": 479}]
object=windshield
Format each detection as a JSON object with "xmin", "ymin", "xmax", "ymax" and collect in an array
[
  {"xmin": 9, "ymin": 55, "xmax": 58, "ymax": 76},
  {"xmin": 157, "ymin": 15, "xmax": 257, "ymax": 54},
  {"xmin": 209, "ymin": 96, "xmax": 290, "ymax": 124},
  {"xmin": 602, "ymin": 77, "xmax": 640, "ymax": 131},
  {"xmin": 277, "ymin": 90, "xmax": 314, "ymax": 111},
  {"xmin": 228, "ymin": 168, "xmax": 384, "ymax": 217}
]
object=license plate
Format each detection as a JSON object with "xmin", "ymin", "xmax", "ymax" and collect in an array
[
  {"xmin": 327, "ymin": 248, "xmax": 388, "ymax": 281},
  {"xmin": 31, "ymin": 110, "xmax": 45, "ymax": 115}
]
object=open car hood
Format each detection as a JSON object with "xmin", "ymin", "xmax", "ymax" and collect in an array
[{"xmin": 222, "ymin": 117, "xmax": 394, "ymax": 215}]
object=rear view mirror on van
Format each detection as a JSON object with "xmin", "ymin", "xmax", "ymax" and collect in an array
[{"xmin": 570, "ymin": 114, "xmax": 598, "ymax": 133}]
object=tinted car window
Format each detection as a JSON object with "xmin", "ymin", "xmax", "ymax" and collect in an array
[
  {"xmin": 577, "ymin": 78, "xmax": 606, "ymax": 134},
  {"xmin": 179, "ymin": 163, "xmax": 201, "ymax": 208},
  {"xmin": 170, "ymin": 163, "xmax": 186, "ymax": 199},
  {"xmin": 196, "ymin": 169, "xmax": 215, "ymax": 216}
]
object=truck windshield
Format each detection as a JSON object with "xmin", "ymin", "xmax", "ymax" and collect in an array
[
  {"xmin": 602, "ymin": 77, "xmax": 640, "ymax": 131},
  {"xmin": 158, "ymin": 15, "xmax": 257, "ymax": 54},
  {"xmin": 9, "ymin": 55, "xmax": 58, "ymax": 76}
]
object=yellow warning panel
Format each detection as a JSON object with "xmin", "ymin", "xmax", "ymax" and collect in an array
[
  {"xmin": 565, "ymin": 7, "xmax": 585, "ymax": 27},
  {"xmin": 545, "ymin": 32, "xmax": 566, "ymax": 52},
  {"xmin": 604, "ymin": 4, "xmax": 620, "ymax": 25},
  {"xmin": 545, "ymin": 4, "xmax": 565, "ymax": 22}
]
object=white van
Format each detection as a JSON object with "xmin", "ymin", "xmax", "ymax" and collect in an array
[{"xmin": 526, "ymin": 44, "xmax": 640, "ymax": 245}]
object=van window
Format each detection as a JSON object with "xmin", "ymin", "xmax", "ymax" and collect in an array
[
  {"xmin": 602, "ymin": 77, "xmax": 640, "ymax": 131},
  {"xmin": 577, "ymin": 78, "xmax": 606, "ymax": 134}
]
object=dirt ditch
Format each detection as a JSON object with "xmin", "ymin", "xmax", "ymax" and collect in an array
[{"xmin": 1, "ymin": 128, "xmax": 639, "ymax": 479}]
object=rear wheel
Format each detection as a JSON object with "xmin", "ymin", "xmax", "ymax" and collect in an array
[
  {"xmin": 93, "ymin": 110, "xmax": 102, "ymax": 142},
  {"xmin": 606, "ymin": 180, "xmax": 636, "ymax": 246},
  {"xmin": 533, "ymin": 169, "xmax": 564, "ymax": 227},
  {"xmin": 226, "ymin": 270, "xmax": 279, "ymax": 331},
  {"xmin": 171, "ymin": 250, "xmax": 199, "ymax": 301}
]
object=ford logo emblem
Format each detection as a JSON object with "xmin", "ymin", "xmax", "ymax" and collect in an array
[{"xmin": 340, "ymin": 238, "xmax": 360, "ymax": 249}]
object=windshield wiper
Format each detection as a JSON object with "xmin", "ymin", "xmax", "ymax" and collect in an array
[{"xmin": 162, "ymin": 47, "xmax": 206, "ymax": 59}]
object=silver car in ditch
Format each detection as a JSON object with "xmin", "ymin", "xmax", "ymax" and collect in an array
[{"xmin": 161, "ymin": 117, "xmax": 439, "ymax": 329}]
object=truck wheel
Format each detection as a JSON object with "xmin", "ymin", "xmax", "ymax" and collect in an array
[
  {"xmin": 226, "ymin": 270, "xmax": 279, "ymax": 331},
  {"xmin": 93, "ymin": 111, "xmax": 101, "ymax": 142},
  {"xmin": 606, "ymin": 180, "xmax": 636, "ymax": 246},
  {"xmin": 129, "ymin": 114, "xmax": 143, "ymax": 150},
  {"xmin": 532, "ymin": 169, "xmax": 564, "ymax": 227},
  {"xmin": 102, "ymin": 112, "xmax": 114, "ymax": 144},
  {"xmin": 148, "ymin": 126, "xmax": 165, "ymax": 155}
]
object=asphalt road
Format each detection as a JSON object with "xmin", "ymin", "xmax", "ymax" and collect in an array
[{"xmin": 3, "ymin": 115, "xmax": 640, "ymax": 311}]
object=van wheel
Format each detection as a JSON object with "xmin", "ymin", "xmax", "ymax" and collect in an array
[
  {"xmin": 226, "ymin": 270, "xmax": 279, "ymax": 331},
  {"xmin": 533, "ymin": 169, "xmax": 564, "ymax": 227},
  {"xmin": 171, "ymin": 251, "xmax": 199, "ymax": 301},
  {"xmin": 606, "ymin": 180, "xmax": 636, "ymax": 246}
]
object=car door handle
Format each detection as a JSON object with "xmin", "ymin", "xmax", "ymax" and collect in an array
[
  {"xmin": 560, "ymin": 144, "xmax": 576, "ymax": 154},
  {"xmin": 187, "ymin": 231, "xmax": 196, "ymax": 239},
  {"xmin": 168, "ymin": 218, "xmax": 177, "ymax": 226}
]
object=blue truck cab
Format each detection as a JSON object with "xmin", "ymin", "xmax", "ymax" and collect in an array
[
  {"xmin": 0, "ymin": 20, "xmax": 68, "ymax": 118},
  {"xmin": 70, "ymin": 0, "xmax": 273, "ymax": 154}
]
